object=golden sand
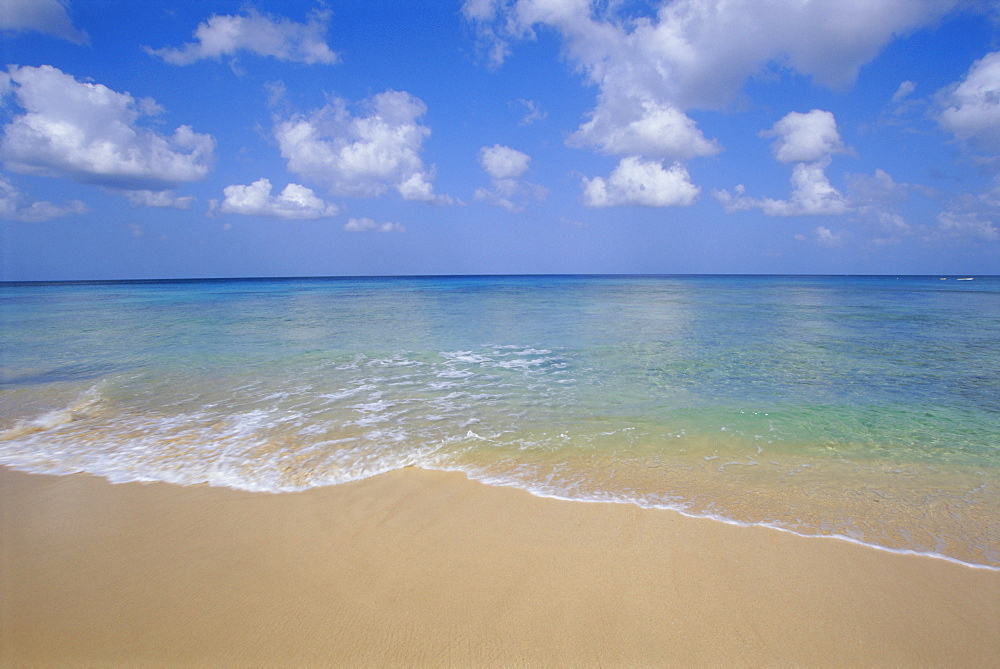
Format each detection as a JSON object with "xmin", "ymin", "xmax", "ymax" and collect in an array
[{"xmin": 1, "ymin": 465, "xmax": 997, "ymax": 666}]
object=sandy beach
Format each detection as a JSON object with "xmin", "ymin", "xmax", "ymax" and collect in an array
[{"xmin": 1, "ymin": 465, "xmax": 997, "ymax": 666}]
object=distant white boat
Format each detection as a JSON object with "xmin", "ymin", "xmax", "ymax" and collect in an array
[{"xmin": 957, "ymin": 277, "xmax": 974, "ymax": 281}]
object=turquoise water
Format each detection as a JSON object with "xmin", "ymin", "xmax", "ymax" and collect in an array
[{"xmin": 2, "ymin": 275, "xmax": 998, "ymax": 567}]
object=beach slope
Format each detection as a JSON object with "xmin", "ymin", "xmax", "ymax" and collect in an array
[{"xmin": 1, "ymin": 465, "xmax": 997, "ymax": 665}]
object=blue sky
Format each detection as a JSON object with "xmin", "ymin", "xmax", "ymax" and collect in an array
[{"xmin": 0, "ymin": 0, "xmax": 998, "ymax": 280}]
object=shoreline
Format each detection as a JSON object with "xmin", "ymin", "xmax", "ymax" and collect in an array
[
  {"xmin": 2, "ymin": 465, "xmax": 998, "ymax": 665},
  {"xmin": 10, "ymin": 458, "xmax": 995, "ymax": 571},
  {"xmin": 503, "ymin": 482, "xmax": 1000, "ymax": 572}
]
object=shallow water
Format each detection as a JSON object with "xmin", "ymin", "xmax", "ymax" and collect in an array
[{"xmin": 2, "ymin": 275, "xmax": 998, "ymax": 567}]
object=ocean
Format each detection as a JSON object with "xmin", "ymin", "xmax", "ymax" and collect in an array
[{"xmin": 1, "ymin": 275, "xmax": 998, "ymax": 568}]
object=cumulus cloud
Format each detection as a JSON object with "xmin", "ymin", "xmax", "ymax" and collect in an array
[
  {"xmin": 0, "ymin": 65, "xmax": 214, "ymax": 190},
  {"xmin": 719, "ymin": 155, "xmax": 919, "ymax": 245},
  {"xmin": 474, "ymin": 144, "xmax": 546, "ymax": 211},
  {"xmin": 938, "ymin": 50, "xmax": 1000, "ymax": 156},
  {"xmin": 465, "ymin": 0, "xmax": 959, "ymax": 170},
  {"xmin": 0, "ymin": 0, "xmax": 88, "ymax": 44},
  {"xmin": 473, "ymin": 0, "xmax": 960, "ymax": 101},
  {"xmin": 0, "ymin": 175, "xmax": 86, "ymax": 221},
  {"xmin": 762, "ymin": 109, "xmax": 849, "ymax": 163},
  {"xmin": 146, "ymin": 8, "xmax": 338, "ymax": 66},
  {"xmin": 343, "ymin": 217, "xmax": 405, "ymax": 233},
  {"xmin": 716, "ymin": 159, "xmax": 849, "ymax": 217},
  {"xmin": 275, "ymin": 89, "xmax": 449, "ymax": 203},
  {"xmin": 479, "ymin": 144, "xmax": 530, "ymax": 180},
  {"xmin": 582, "ymin": 157, "xmax": 699, "ymax": 208},
  {"xmin": 123, "ymin": 189, "xmax": 194, "ymax": 209},
  {"xmin": 716, "ymin": 109, "xmax": 857, "ymax": 217},
  {"xmin": 213, "ymin": 178, "xmax": 338, "ymax": 219},
  {"xmin": 569, "ymin": 97, "xmax": 721, "ymax": 160}
]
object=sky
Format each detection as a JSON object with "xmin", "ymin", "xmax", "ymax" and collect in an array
[{"xmin": 0, "ymin": 0, "xmax": 998, "ymax": 280}]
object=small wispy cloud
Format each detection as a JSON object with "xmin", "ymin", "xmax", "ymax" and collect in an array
[{"xmin": 343, "ymin": 217, "xmax": 405, "ymax": 233}]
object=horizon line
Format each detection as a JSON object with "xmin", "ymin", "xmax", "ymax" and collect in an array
[{"xmin": 2, "ymin": 272, "xmax": 994, "ymax": 285}]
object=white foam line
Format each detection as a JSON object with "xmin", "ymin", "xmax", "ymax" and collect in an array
[
  {"xmin": 434, "ymin": 466, "xmax": 1000, "ymax": 573},
  {"xmin": 6, "ymin": 455, "xmax": 996, "ymax": 572}
]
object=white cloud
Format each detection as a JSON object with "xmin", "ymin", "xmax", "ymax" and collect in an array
[
  {"xmin": 0, "ymin": 65, "xmax": 215, "ymax": 190},
  {"xmin": 922, "ymin": 175, "xmax": 1000, "ymax": 244},
  {"xmin": 0, "ymin": 0, "xmax": 88, "ymax": 44},
  {"xmin": 568, "ymin": 97, "xmax": 721, "ymax": 160},
  {"xmin": 516, "ymin": 98, "xmax": 547, "ymax": 125},
  {"xmin": 466, "ymin": 0, "xmax": 959, "ymax": 167},
  {"xmin": 716, "ymin": 109, "xmax": 858, "ymax": 217},
  {"xmin": 214, "ymin": 178, "xmax": 338, "ymax": 219},
  {"xmin": 716, "ymin": 158, "xmax": 849, "ymax": 217},
  {"xmin": 461, "ymin": 0, "xmax": 500, "ymax": 22},
  {"xmin": 721, "ymin": 158, "xmax": 924, "ymax": 247},
  {"xmin": 982, "ymin": 175, "xmax": 1000, "ymax": 209},
  {"xmin": 892, "ymin": 80, "xmax": 916, "ymax": 103},
  {"xmin": 933, "ymin": 211, "xmax": 998, "ymax": 241},
  {"xmin": 581, "ymin": 157, "xmax": 699, "ymax": 208},
  {"xmin": 938, "ymin": 50, "xmax": 1000, "ymax": 155},
  {"xmin": 479, "ymin": 144, "xmax": 530, "ymax": 180},
  {"xmin": 795, "ymin": 226, "xmax": 847, "ymax": 246},
  {"xmin": 762, "ymin": 110, "xmax": 849, "ymax": 163},
  {"xmin": 343, "ymin": 217, "xmax": 405, "ymax": 233},
  {"xmin": 814, "ymin": 225, "xmax": 846, "ymax": 246},
  {"xmin": 123, "ymin": 189, "xmax": 194, "ymax": 209},
  {"xmin": 461, "ymin": 0, "xmax": 514, "ymax": 67},
  {"xmin": 145, "ymin": 8, "xmax": 338, "ymax": 66},
  {"xmin": 845, "ymin": 169, "xmax": 912, "ymax": 243},
  {"xmin": 474, "ymin": 144, "xmax": 546, "ymax": 211},
  {"xmin": 396, "ymin": 172, "xmax": 442, "ymax": 203},
  {"xmin": 780, "ymin": 161, "xmax": 850, "ymax": 216},
  {"xmin": 275, "ymin": 89, "xmax": 449, "ymax": 203},
  {"xmin": 0, "ymin": 175, "xmax": 86, "ymax": 221},
  {"xmin": 494, "ymin": 0, "xmax": 959, "ymax": 101},
  {"xmin": 265, "ymin": 80, "xmax": 288, "ymax": 108},
  {"xmin": 846, "ymin": 168, "xmax": 907, "ymax": 205}
]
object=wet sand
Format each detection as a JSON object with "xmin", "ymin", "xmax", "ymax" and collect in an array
[{"xmin": 1, "ymin": 465, "xmax": 997, "ymax": 666}]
